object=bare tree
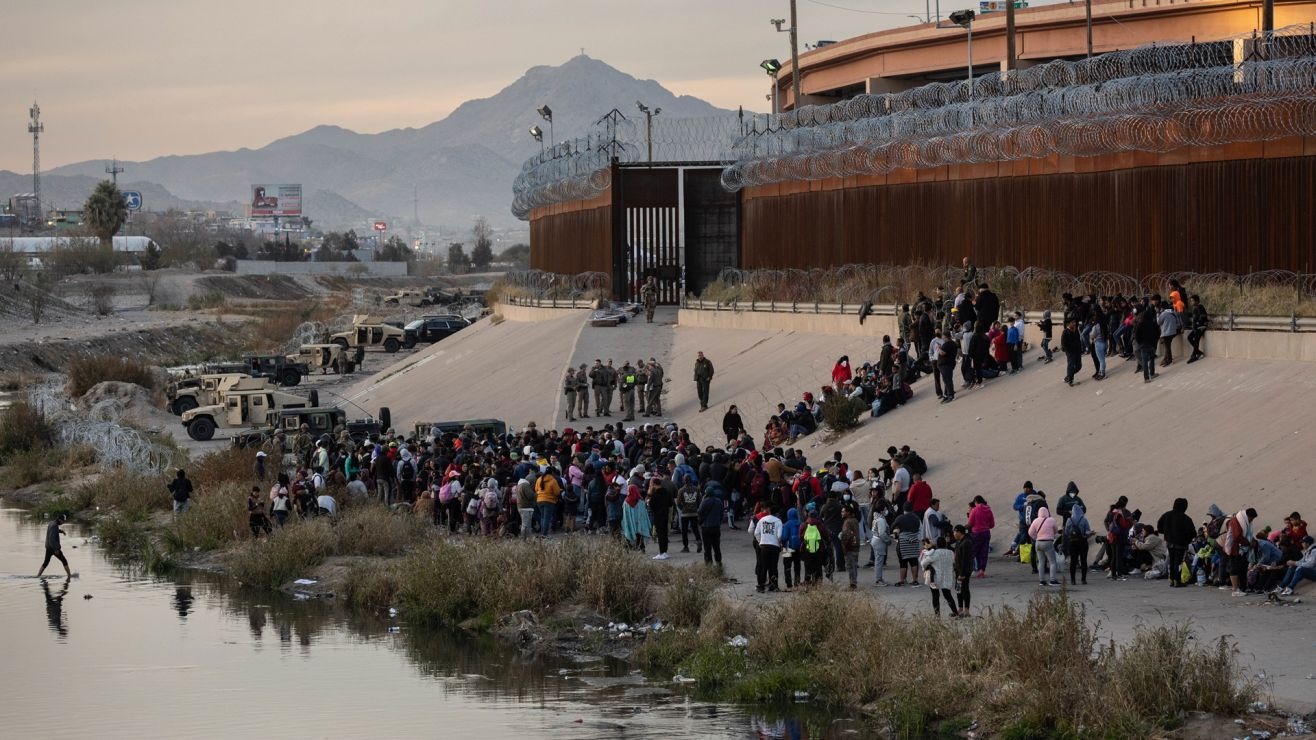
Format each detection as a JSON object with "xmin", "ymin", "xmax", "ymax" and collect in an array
[
  {"xmin": 87, "ymin": 284, "xmax": 116, "ymax": 316},
  {"xmin": 137, "ymin": 271, "xmax": 163, "ymax": 306},
  {"xmin": 0, "ymin": 243, "xmax": 23, "ymax": 282},
  {"xmin": 28, "ymin": 273, "xmax": 52, "ymax": 324}
]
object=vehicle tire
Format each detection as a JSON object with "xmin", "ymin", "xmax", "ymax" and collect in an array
[
  {"xmin": 403, "ymin": 337, "xmax": 417, "ymax": 350},
  {"xmin": 308, "ymin": 390, "xmax": 320, "ymax": 408},
  {"xmin": 383, "ymin": 338, "xmax": 400, "ymax": 353},
  {"xmin": 378, "ymin": 407, "xmax": 392, "ymax": 433},
  {"xmin": 187, "ymin": 417, "xmax": 216, "ymax": 442},
  {"xmin": 331, "ymin": 338, "xmax": 349, "ymax": 350},
  {"xmin": 173, "ymin": 396, "xmax": 198, "ymax": 416},
  {"xmin": 280, "ymin": 369, "xmax": 301, "ymax": 387}
]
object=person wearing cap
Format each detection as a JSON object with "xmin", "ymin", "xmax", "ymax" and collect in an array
[
  {"xmin": 562, "ymin": 367, "xmax": 578, "ymax": 422},
  {"xmin": 619, "ymin": 361, "xmax": 638, "ymax": 422},
  {"xmin": 634, "ymin": 360, "xmax": 650, "ymax": 416},
  {"xmin": 589, "ymin": 359, "xmax": 608, "ymax": 417},
  {"xmin": 1275, "ymin": 536, "xmax": 1316, "ymax": 595},
  {"xmin": 602, "ymin": 359, "xmax": 618, "ymax": 416},
  {"xmin": 575, "ymin": 363, "xmax": 591, "ymax": 420}
]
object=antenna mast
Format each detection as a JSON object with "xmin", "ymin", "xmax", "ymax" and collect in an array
[{"xmin": 28, "ymin": 102, "xmax": 44, "ymax": 220}]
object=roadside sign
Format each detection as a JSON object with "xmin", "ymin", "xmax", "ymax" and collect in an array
[
  {"xmin": 123, "ymin": 191, "xmax": 143, "ymax": 211},
  {"xmin": 373, "ymin": 221, "xmax": 387, "ymax": 231}
]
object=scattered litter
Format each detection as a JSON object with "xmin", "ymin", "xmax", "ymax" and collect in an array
[
  {"xmin": 386, "ymin": 626, "xmax": 401, "ymax": 634},
  {"xmin": 651, "ymin": 620, "xmax": 664, "ymax": 631},
  {"xmin": 1251, "ymin": 730, "xmax": 1271, "ymax": 739},
  {"xmin": 83, "ymin": 594, "xmax": 92, "ymax": 600},
  {"xmin": 292, "ymin": 593, "xmax": 309, "ymax": 601},
  {"xmin": 1288, "ymin": 717, "xmax": 1312, "ymax": 734},
  {"xmin": 727, "ymin": 635, "xmax": 749, "ymax": 648},
  {"xmin": 581, "ymin": 624, "xmax": 602, "ymax": 633},
  {"xmin": 388, "ymin": 607, "xmax": 398, "ymax": 617},
  {"xmin": 1249, "ymin": 701, "xmax": 1269, "ymax": 712},
  {"xmin": 573, "ymin": 719, "xmax": 583, "ymax": 724},
  {"xmin": 1306, "ymin": 673, "xmax": 1315, "ymax": 680},
  {"xmin": 793, "ymin": 690, "xmax": 810, "ymax": 702},
  {"xmin": 672, "ymin": 674, "xmax": 696, "ymax": 684},
  {"xmin": 293, "ymin": 578, "xmax": 317, "ymax": 586},
  {"xmin": 558, "ymin": 668, "xmax": 570, "ymax": 675},
  {"xmin": 618, "ymin": 631, "xmax": 632, "ymax": 639},
  {"xmin": 1235, "ymin": 719, "xmax": 1247, "ymax": 725}
]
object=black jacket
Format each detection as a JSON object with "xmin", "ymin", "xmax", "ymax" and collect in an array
[
  {"xmin": 953, "ymin": 536, "xmax": 974, "ymax": 578},
  {"xmin": 1156, "ymin": 497, "xmax": 1195, "ymax": 547}
]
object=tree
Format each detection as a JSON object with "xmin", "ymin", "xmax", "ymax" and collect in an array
[
  {"xmin": 471, "ymin": 217, "xmax": 494, "ymax": 271},
  {"xmin": 375, "ymin": 235, "xmax": 411, "ymax": 262},
  {"xmin": 447, "ymin": 242, "xmax": 470, "ymax": 274},
  {"xmin": 0, "ymin": 243, "xmax": 23, "ymax": 281},
  {"xmin": 27, "ymin": 272, "xmax": 52, "ymax": 324},
  {"xmin": 82, "ymin": 180, "xmax": 128, "ymax": 251},
  {"xmin": 499, "ymin": 243, "xmax": 530, "ymax": 267},
  {"xmin": 138, "ymin": 241, "xmax": 162, "ymax": 271}
]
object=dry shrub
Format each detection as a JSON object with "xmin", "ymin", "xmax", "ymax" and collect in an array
[
  {"xmin": 577, "ymin": 539, "xmax": 664, "ymax": 622},
  {"xmin": 165, "ymin": 482, "xmax": 249, "ymax": 552},
  {"xmin": 0, "ymin": 400, "xmax": 56, "ymax": 458},
  {"xmin": 7, "ymin": 448, "xmax": 55, "ymax": 488},
  {"xmin": 188, "ymin": 446, "xmax": 259, "ymax": 488},
  {"xmin": 333, "ymin": 506, "xmax": 430, "ymax": 557},
  {"xmin": 66, "ymin": 355, "xmax": 155, "ymax": 398},
  {"xmin": 340, "ymin": 560, "xmax": 402, "ymax": 608},
  {"xmin": 81, "ymin": 469, "xmax": 169, "ymax": 516},
  {"xmin": 224, "ymin": 519, "xmax": 334, "ymax": 588},
  {"xmin": 660, "ymin": 565, "xmax": 720, "ymax": 628}
]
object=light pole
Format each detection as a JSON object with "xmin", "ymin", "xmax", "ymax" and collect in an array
[
  {"xmin": 536, "ymin": 105, "xmax": 554, "ymax": 148},
  {"xmin": 939, "ymin": 10, "xmax": 976, "ymax": 99},
  {"xmin": 636, "ymin": 101, "xmax": 661, "ymax": 164},
  {"xmin": 761, "ymin": 58, "xmax": 782, "ymax": 116},
  {"xmin": 770, "ymin": 1, "xmax": 801, "ymax": 111},
  {"xmin": 529, "ymin": 125, "xmax": 544, "ymax": 154}
]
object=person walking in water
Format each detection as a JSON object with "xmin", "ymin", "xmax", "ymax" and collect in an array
[
  {"xmin": 693, "ymin": 351, "xmax": 715, "ymax": 412},
  {"xmin": 37, "ymin": 513, "xmax": 72, "ymax": 579}
]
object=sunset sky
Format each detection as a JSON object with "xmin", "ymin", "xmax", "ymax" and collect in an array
[{"xmin": 1, "ymin": 0, "xmax": 1069, "ymax": 172}]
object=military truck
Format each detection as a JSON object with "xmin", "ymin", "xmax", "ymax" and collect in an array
[
  {"xmin": 180, "ymin": 378, "xmax": 320, "ymax": 441},
  {"xmin": 232, "ymin": 406, "xmax": 392, "ymax": 449},
  {"xmin": 289, "ymin": 343, "xmax": 356, "ymax": 375},
  {"xmin": 166, "ymin": 372, "xmax": 251, "ymax": 415},
  {"xmin": 328, "ymin": 316, "xmax": 407, "ymax": 354},
  {"xmin": 413, "ymin": 418, "xmax": 508, "ymax": 442},
  {"xmin": 243, "ymin": 355, "xmax": 310, "ymax": 387}
]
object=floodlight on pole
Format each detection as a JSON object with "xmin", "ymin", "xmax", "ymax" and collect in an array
[
  {"xmin": 771, "ymin": 2, "xmax": 802, "ymax": 112},
  {"xmin": 940, "ymin": 10, "xmax": 976, "ymax": 99},
  {"xmin": 536, "ymin": 105, "xmax": 554, "ymax": 147},
  {"xmin": 528, "ymin": 125, "xmax": 544, "ymax": 154},
  {"xmin": 636, "ymin": 101, "xmax": 660, "ymax": 164}
]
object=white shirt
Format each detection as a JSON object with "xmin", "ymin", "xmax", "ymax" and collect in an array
[
  {"xmin": 928, "ymin": 336, "xmax": 944, "ymax": 363},
  {"xmin": 316, "ymin": 495, "xmax": 338, "ymax": 516},
  {"xmin": 346, "ymin": 480, "xmax": 368, "ymax": 498},
  {"xmin": 753, "ymin": 514, "xmax": 784, "ymax": 548},
  {"xmin": 892, "ymin": 467, "xmax": 911, "ymax": 495}
]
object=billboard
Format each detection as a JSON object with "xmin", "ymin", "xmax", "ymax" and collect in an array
[{"xmin": 249, "ymin": 184, "xmax": 302, "ymax": 217}]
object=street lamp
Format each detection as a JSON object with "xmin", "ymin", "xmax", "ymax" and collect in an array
[
  {"xmin": 761, "ymin": 59, "xmax": 782, "ymax": 115},
  {"xmin": 536, "ymin": 105, "xmax": 554, "ymax": 147},
  {"xmin": 636, "ymin": 101, "xmax": 661, "ymax": 164},
  {"xmin": 528, "ymin": 125, "xmax": 544, "ymax": 154},
  {"xmin": 770, "ymin": 1, "xmax": 802, "ymax": 112},
  {"xmin": 939, "ymin": 9, "xmax": 976, "ymax": 99}
]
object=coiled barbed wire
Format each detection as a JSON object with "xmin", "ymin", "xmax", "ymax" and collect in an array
[
  {"xmin": 500, "ymin": 270, "xmax": 612, "ymax": 300},
  {"xmin": 724, "ymin": 25, "xmax": 1316, "ymax": 189},
  {"xmin": 28, "ymin": 381, "xmax": 172, "ymax": 475}
]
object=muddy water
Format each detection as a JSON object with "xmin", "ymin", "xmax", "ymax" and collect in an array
[{"xmin": 0, "ymin": 510, "xmax": 874, "ymax": 739}]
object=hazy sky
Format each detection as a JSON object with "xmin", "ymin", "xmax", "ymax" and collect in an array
[{"xmin": 2, "ymin": 0, "xmax": 1067, "ymax": 172}]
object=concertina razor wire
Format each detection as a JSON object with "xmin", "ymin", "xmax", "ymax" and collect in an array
[
  {"xmin": 29, "ymin": 380, "xmax": 173, "ymax": 475},
  {"xmin": 500, "ymin": 270, "xmax": 612, "ymax": 300}
]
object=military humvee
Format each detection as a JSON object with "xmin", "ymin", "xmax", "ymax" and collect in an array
[
  {"xmin": 328, "ymin": 316, "xmax": 407, "ymax": 354},
  {"xmin": 289, "ymin": 343, "xmax": 356, "ymax": 375}
]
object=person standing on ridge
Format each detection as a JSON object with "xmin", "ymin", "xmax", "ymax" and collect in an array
[{"xmin": 694, "ymin": 351, "xmax": 715, "ymax": 412}]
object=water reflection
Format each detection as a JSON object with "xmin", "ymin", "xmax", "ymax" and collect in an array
[
  {"xmin": 41, "ymin": 578, "xmax": 69, "ymax": 639},
  {"xmin": 173, "ymin": 586, "xmax": 194, "ymax": 621}
]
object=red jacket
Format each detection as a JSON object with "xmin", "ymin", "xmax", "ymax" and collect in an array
[{"xmin": 908, "ymin": 480, "xmax": 932, "ymax": 513}]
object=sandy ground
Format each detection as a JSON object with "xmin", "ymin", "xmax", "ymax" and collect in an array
[{"xmin": 331, "ymin": 305, "xmax": 1316, "ymax": 712}]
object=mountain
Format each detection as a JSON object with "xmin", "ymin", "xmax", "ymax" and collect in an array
[{"xmin": 46, "ymin": 56, "xmax": 733, "ymax": 230}]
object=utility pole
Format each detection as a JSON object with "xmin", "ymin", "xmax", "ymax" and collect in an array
[
  {"xmin": 1262, "ymin": 0, "xmax": 1274, "ymax": 34},
  {"xmin": 105, "ymin": 158, "xmax": 124, "ymax": 186},
  {"xmin": 28, "ymin": 101, "xmax": 43, "ymax": 222},
  {"xmin": 1005, "ymin": 1, "xmax": 1017, "ymax": 72},
  {"xmin": 1085, "ymin": 0, "xmax": 1093, "ymax": 59},
  {"xmin": 636, "ymin": 101, "xmax": 661, "ymax": 164},
  {"xmin": 413, "ymin": 184, "xmax": 418, "ymax": 226},
  {"xmin": 789, "ymin": 0, "xmax": 801, "ymax": 110}
]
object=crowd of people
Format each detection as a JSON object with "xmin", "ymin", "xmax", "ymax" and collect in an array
[{"xmin": 167, "ymin": 262, "xmax": 1315, "ymax": 617}]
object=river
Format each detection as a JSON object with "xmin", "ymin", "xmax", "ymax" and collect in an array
[{"xmin": 0, "ymin": 510, "xmax": 876, "ymax": 739}]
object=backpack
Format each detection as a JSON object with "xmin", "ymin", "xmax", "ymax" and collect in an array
[
  {"xmin": 482, "ymin": 489, "xmax": 501, "ymax": 514},
  {"xmin": 679, "ymin": 485, "xmax": 700, "ymax": 516},
  {"xmin": 905, "ymin": 452, "xmax": 928, "ymax": 476},
  {"xmin": 465, "ymin": 496, "xmax": 481, "ymax": 517},
  {"xmin": 803, "ymin": 523, "xmax": 822, "ymax": 554},
  {"xmin": 438, "ymin": 482, "xmax": 456, "ymax": 504},
  {"xmin": 399, "ymin": 460, "xmax": 416, "ymax": 482}
]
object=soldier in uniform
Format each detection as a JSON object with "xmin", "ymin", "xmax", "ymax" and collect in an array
[
  {"xmin": 641, "ymin": 276, "xmax": 658, "ymax": 323},
  {"xmin": 589, "ymin": 359, "xmax": 607, "ymax": 417},
  {"xmin": 575, "ymin": 363, "xmax": 590, "ymax": 419},
  {"xmin": 563, "ymin": 367, "xmax": 578, "ymax": 422},
  {"xmin": 619, "ymin": 361, "xmax": 638, "ymax": 422},
  {"xmin": 634, "ymin": 360, "xmax": 649, "ymax": 416},
  {"xmin": 293, "ymin": 424, "xmax": 314, "ymax": 469},
  {"xmin": 646, "ymin": 357, "xmax": 664, "ymax": 417},
  {"xmin": 603, "ymin": 359, "xmax": 617, "ymax": 416},
  {"xmin": 353, "ymin": 345, "xmax": 365, "ymax": 372}
]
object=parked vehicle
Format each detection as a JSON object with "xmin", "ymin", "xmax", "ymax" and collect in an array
[
  {"xmin": 289, "ymin": 343, "xmax": 356, "ymax": 375},
  {"xmin": 243, "ymin": 354, "xmax": 310, "ymax": 387},
  {"xmin": 412, "ymin": 418, "xmax": 507, "ymax": 442},
  {"xmin": 180, "ymin": 379, "xmax": 318, "ymax": 441},
  {"xmin": 232, "ymin": 405, "xmax": 390, "ymax": 448},
  {"xmin": 328, "ymin": 316, "xmax": 407, "ymax": 354},
  {"xmin": 166, "ymin": 372, "xmax": 250, "ymax": 415},
  {"xmin": 402, "ymin": 314, "xmax": 471, "ymax": 348}
]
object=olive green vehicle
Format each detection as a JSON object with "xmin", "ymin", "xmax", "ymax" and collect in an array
[{"xmin": 179, "ymin": 378, "xmax": 320, "ymax": 441}]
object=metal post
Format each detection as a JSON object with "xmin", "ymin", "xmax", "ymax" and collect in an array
[
  {"xmin": 1005, "ymin": 0, "xmax": 1016, "ymax": 71},
  {"xmin": 1263, "ymin": 0, "xmax": 1274, "ymax": 34},
  {"xmin": 1086, "ymin": 0, "xmax": 1093, "ymax": 59},
  {"xmin": 789, "ymin": 0, "xmax": 801, "ymax": 110},
  {"xmin": 967, "ymin": 23, "xmax": 974, "ymax": 99},
  {"xmin": 645, "ymin": 110, "xmax": 654, "ymax": 164}
]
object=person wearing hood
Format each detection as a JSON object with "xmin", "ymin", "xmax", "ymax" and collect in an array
[
  {"xmin": 1157, "ymin": 497, "xmax": 1196, "ymax": 587},
  {"xmin": 966, "ymin": 495, "xmax": 995, "ymax": 577},
  {"xmin": 1063, "ymin": 503, "xmax": 1094, "ymax": 585},
  {"xmin": 781, "ymin": 507, "xmax": 803, "ymax": 589},
  {"xmin": 515, "ymin": 474, "xmax": 536, "ymax": 539},
  {"xmin": 621, "ymin": 474, "xmax": 652, "ymax": 552},
  {"xmin": 1028, "ymin": 505, "xmax": 1060, "ymax": 586},
  {"xmin": 870, "ymin": 500, "xmax": 892, "ymax": 586},
  {"xmin": 1055, "ymin": 481, "xmax": 1085, "ymax": 527},
  {"xmin": 698, "ymin": 481, "xmax": 726, "ymax": 566}
]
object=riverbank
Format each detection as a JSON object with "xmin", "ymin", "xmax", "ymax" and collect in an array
[{"xmin": 4, "ymin": 459, "xmax": 1306, "ymax": 740}]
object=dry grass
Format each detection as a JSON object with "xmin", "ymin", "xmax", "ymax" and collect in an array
[
  {"xmin": 65, "ymin": 355, "xmax": 156, "ymax": 398},
  {"xmin": 163, "ymin": 482, "xmax": 249, "ymax": 552},
  {"xmin": 224, "ymin": 519, "xmax": 336, "ymax": 588},
  {"xmin": 233, "ymin": 296, "xmax": 349, "ymax": 353},
  {"xmin": 0, "ymin": 400, "xmax": 56, "ymax": 459}
]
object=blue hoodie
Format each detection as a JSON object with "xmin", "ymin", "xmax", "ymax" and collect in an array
[
  {"xmin": 1013, "ymin": 491, "xmax": 1030, "ymax": 524},
  {"xmin": 698, "ymin": 483, "xmax": 724, "ymax": 528},
  {"xmin": 782, "ymin": 508, "xmax": 803, "ymax": 550}
]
